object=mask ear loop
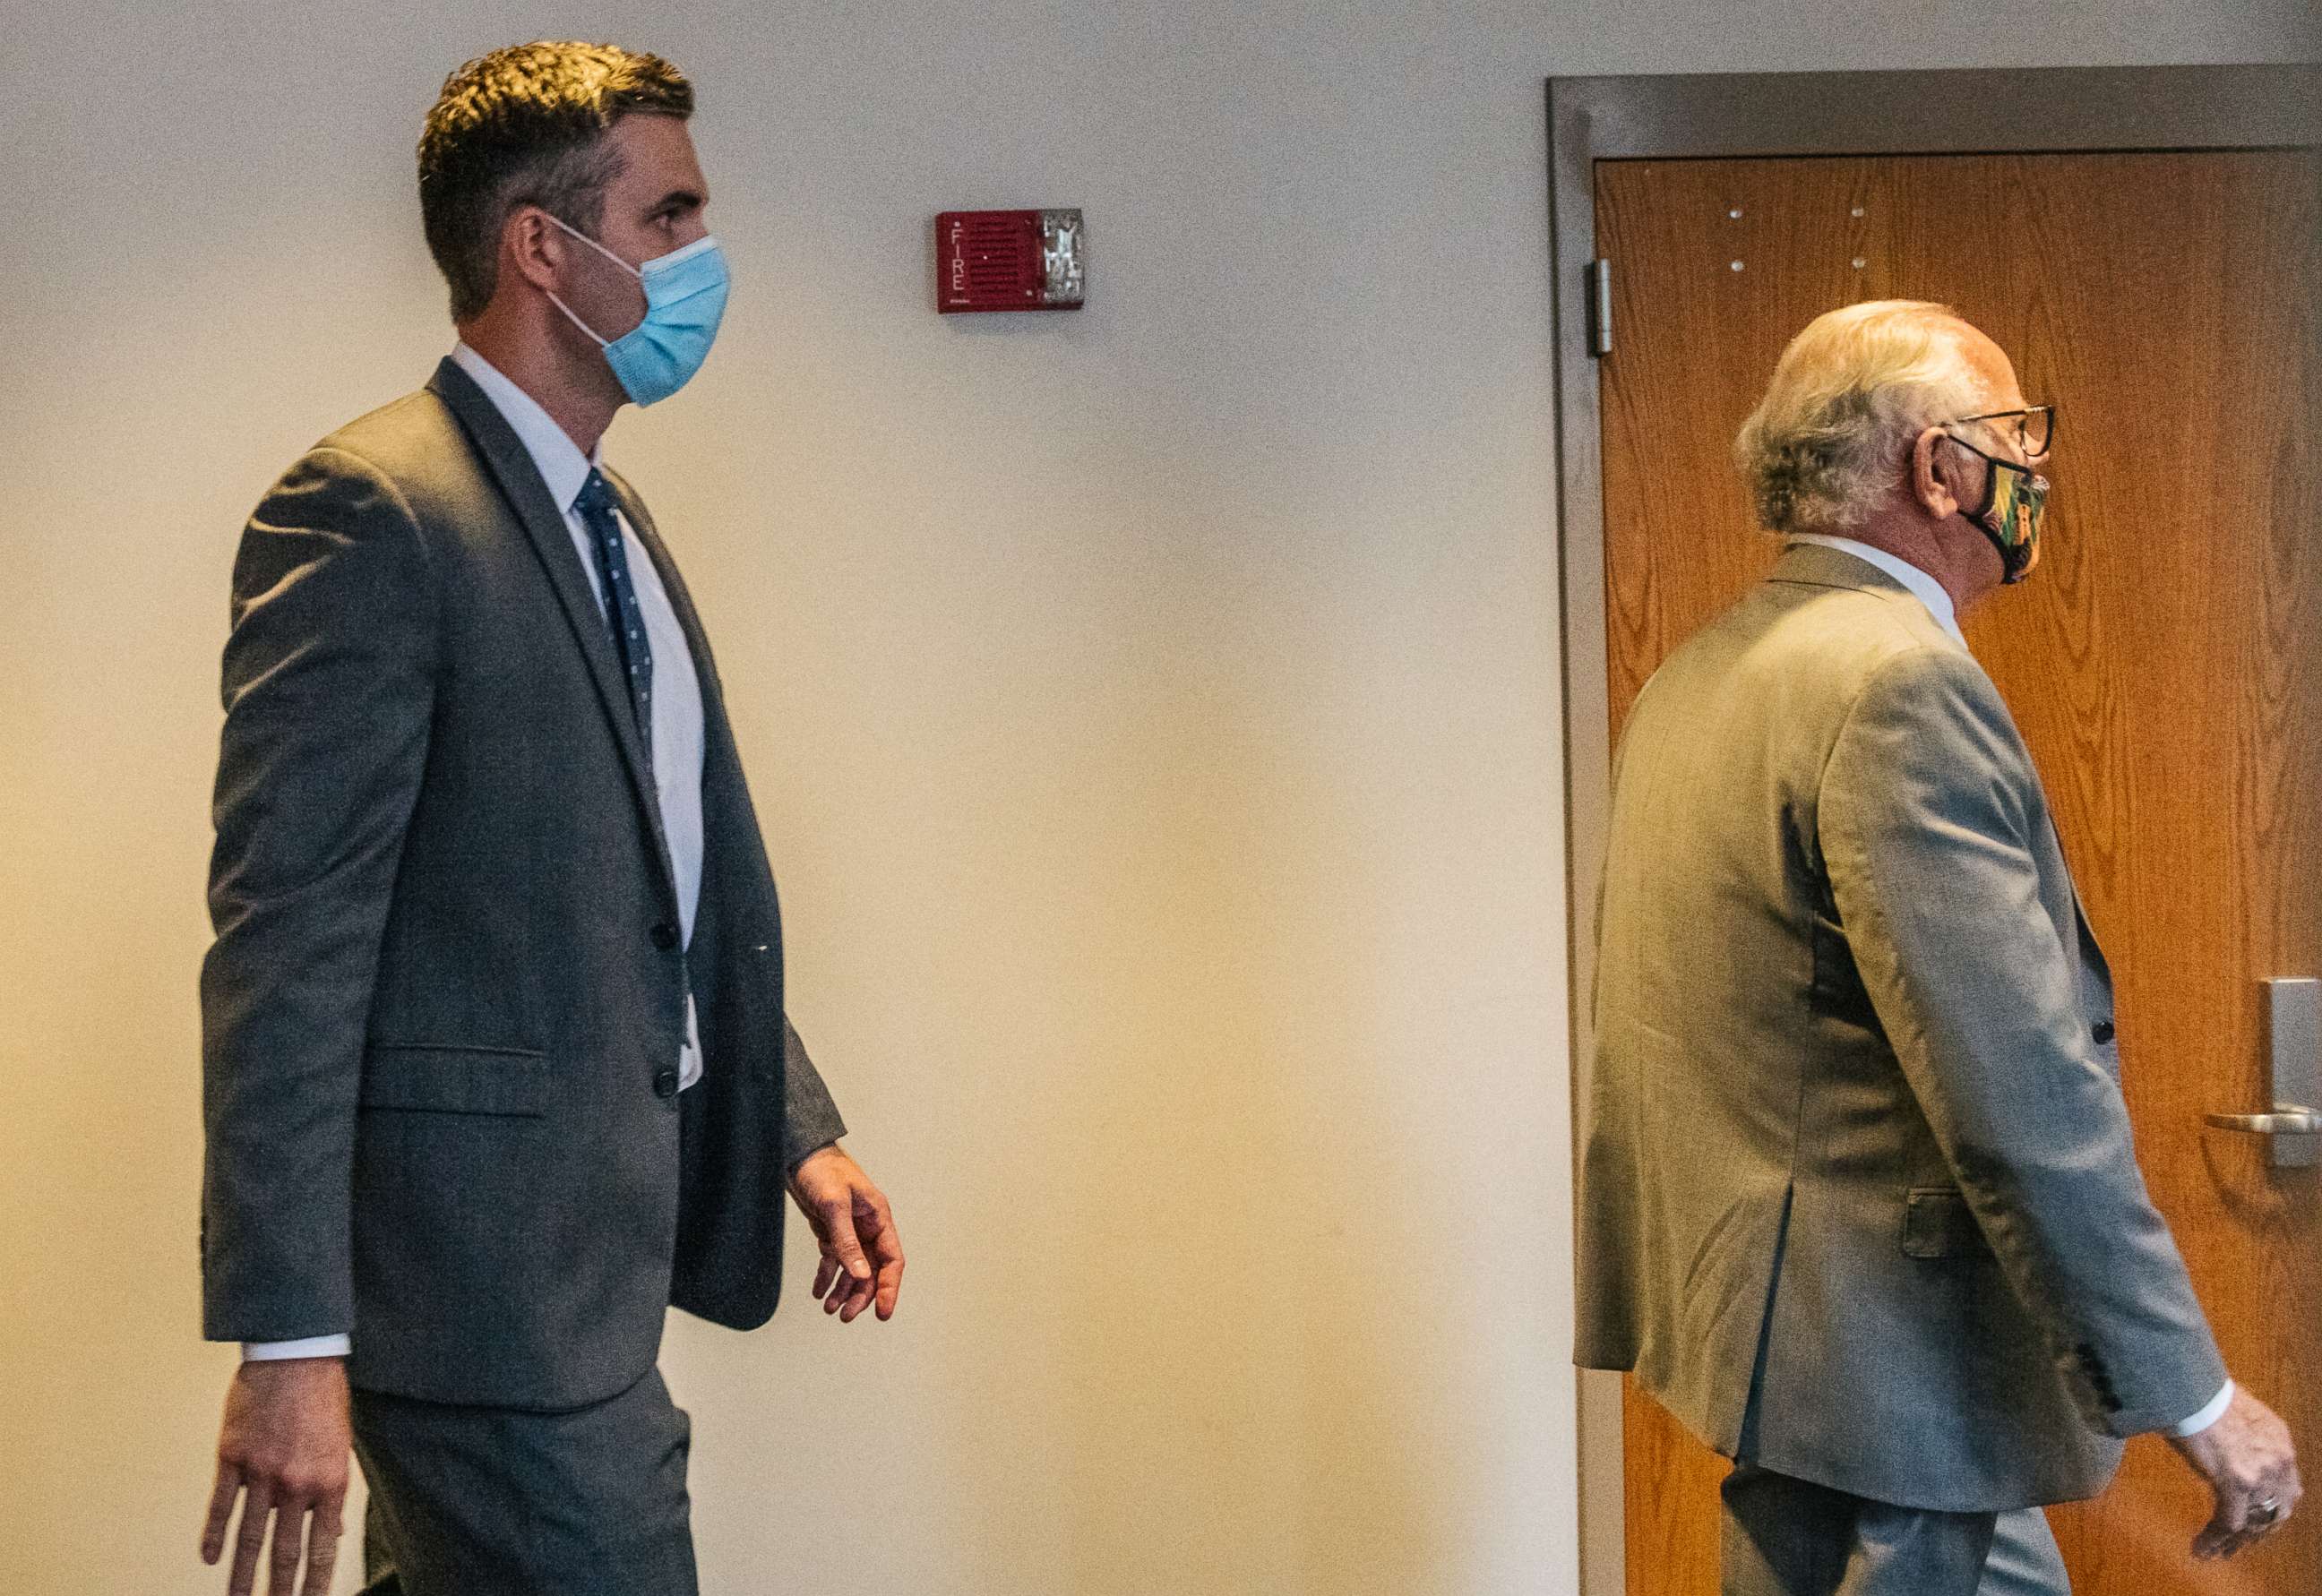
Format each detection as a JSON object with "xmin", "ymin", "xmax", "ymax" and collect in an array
[
  {"xmin": 546, "ymin": 212, "xmax": 643, "ymax": 277},
  {"xmin": 546, "ymin": 294, "xmax": 611, "ymax": 348},
  {"xmin": 1939, "ymin": 432, "xmax": 2003, "ymax": 524},
  {"xmin": 539, "ymin": 212, "xmax": 642, "ymax": 348}
]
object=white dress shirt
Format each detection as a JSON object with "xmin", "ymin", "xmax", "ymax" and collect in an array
[
  {"xmin": 1784, "ymin": 534, "xmax": 2232, "ymax": 1439},
  {"xmin": 245, "ymin": 345, "xmax": 709, "ymax": 1362},
  {"xmin": 1788, "ymin": 533, "xmax": 1969, "ymax": 651}
]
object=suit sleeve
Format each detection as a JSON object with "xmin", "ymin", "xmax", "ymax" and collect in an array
[
  {"xmin": 199, "ymin": 446, "xmax": 437, "ymax": 1343},
  {"xmin": 1818, "ymin": 646, "xmax": 2226, "ymax": 1437},
  {"xmin": 780, "ymin": 1015, "xmax": 847, "ymax": 1171}
]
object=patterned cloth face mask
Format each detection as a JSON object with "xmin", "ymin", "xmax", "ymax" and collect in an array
[
  {"xmin": 1944, "ymin": 433, "xmax": 2049, "ymax": 584},
  {"xmin": 545, "ymin": 215, "xmax": 731, "ymax": 408}
]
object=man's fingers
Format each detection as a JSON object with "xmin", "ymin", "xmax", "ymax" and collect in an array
[
  {"xmin": 2177, "ymin": 1389, "xmax": 2302, "ymax": 1560},
  {"xmin": 838, "ymin": 1229, "xmax": 881, "ymax": 1321},
  {"xmin": 228, "ymin": 1484, "xmax": 274, "ymax": 1596},
  {"xmin": 302, "ymin": 1542, "xmax": 340, "ymax": 1596},
  {"xmin": 834, "ymin": 1256, "xmax": 873, "ymax": 1321},
  {"xmin": 2241, "ymin": 1476, "xmax": 2298, "ymax": 1545},
  {"xmin": 202, "ymin": 1462, "xmax": 245, "ymax": 1564},
  {"xmin": 800, "ymin": 1164, "xmax": 905, "ymax": 1324},
  {"xmin": 869, "ymin": 1217, "xmax": 905, "ymax": 1319},
  {"xmin": 267, "ymin": 1504, "xmax": 305, "ymax": 1596},
  {"xmin": 2194, "ymin": 1480, "xmax": 2289, "ymax": 1560},
  {"xmin": 861, "ymin": 1196, "xmax": 902, "ymax": 1261},
  {"xmin": 818, "ymin": 1197, "xmax": 867, "ymax": 1317},
  {"xmin": 2194, "ymin": 1504, "xmax": 2249, "ymax": 1560},
  {"xmin": 854, "ymin": 1193, "xmax": 904, "ymax": 1320},
  {"xmin": 299, "ymin": 1504, "xmax": 342, "ymax": 1596},
  {"xmin": 821, "ymin": 1198, "xmax": 872, "ymax": 1282}
]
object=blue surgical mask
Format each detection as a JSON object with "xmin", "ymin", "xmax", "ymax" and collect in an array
[{"xmin": 546, "ymin": 216, "xmax": 730, "ymax": 407}]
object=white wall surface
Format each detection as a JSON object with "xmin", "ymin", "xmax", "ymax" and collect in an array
[{"xmin": 2, "ymin": 2, "xmax": 2312, "ymax": 1592}]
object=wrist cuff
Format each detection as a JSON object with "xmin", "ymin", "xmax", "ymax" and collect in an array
[
  {"xmin": 242, "ymin": 1334, "xmax": 352, "ymax": 1360},
  {"xmin": 2171, "ymin": 1377, "xmax": 2235, "ymax": 1437}
]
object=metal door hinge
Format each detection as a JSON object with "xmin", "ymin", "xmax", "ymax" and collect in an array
[{"xmin": 1587, "ymin": 259, "xmax": 1613, "ymax": 357}]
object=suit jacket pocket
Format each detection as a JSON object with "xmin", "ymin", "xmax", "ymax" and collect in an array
[
  {"xmin": 360, "ymin": 1044, "xmax": 547, "ymax": 1117},
  {"xmin": 1901, "ymin": 1186, "xmax": 1982, "ymax": 1259}
]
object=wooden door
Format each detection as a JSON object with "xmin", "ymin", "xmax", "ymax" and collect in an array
[{"xmin": 1595, "ymin": 150, "xmax": 2322, "ymax": 1592}]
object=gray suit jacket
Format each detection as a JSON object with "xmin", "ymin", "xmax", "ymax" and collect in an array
[
  {"xmin": 200, "ymin": 357, "xmax": 847, "ymax": 1411},
  {"xmin": 1575, "ymin": 542, "xmax": 2227, "ymax": 1512}
]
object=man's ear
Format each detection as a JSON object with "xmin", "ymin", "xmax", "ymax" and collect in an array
[
  {"xmin": 1912, "ymin": 426, "xmax": 1968, "ymax": 521},
  {"xmin": 500, "ymin": 206, "xmax": 564, "ymax": 298}
]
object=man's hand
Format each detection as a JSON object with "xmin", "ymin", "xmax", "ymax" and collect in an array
[
  {"xmin": 2168, "ymin": 1385, "xmax": 2300, "ymax": 1560},
  {"xmin": 787, "ymin": 1144, "xmax": 905, "ymax": 1323},
  {"xmin": 200, "ymin": 1356, "xmax": 350, "ymax": 1596}
]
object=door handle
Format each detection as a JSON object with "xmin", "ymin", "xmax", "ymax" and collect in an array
[
  {"xmin": 2206, "ymin": 1109, "xmax": 2322, "ymax": 1135},
  {"xmin": 2207, "ymin": 978, "xmax": 2322, "ymax": 1167}
]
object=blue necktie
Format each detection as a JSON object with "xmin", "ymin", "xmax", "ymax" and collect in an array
[{"xmin": 573, "ymin": 469, "xmax": 654, "ymax": 762}]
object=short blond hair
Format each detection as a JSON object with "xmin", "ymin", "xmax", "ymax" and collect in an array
[{"xmin": 1733, "ymin": 301, "xmax": 1988, "ymax": 535}]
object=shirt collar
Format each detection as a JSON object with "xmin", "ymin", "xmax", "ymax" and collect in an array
[
  {"xmin": 1787, "ymin": 533, "xmax": 1967, "ymax": 652},
  {"xmin": 448, "ymin": 342, "xmax": 602, "ymax": 515}
]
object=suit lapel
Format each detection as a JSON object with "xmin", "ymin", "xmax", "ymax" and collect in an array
[
  {"xmin": 427, "ymin": 357, "xmax": 678, "ymax": 903},
  {"xmin": 601, "ymin": 472, "xmax": 763, "ymax": 961}
]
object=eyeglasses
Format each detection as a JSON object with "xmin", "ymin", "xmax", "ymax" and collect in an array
[{"xmin": 1945, "ymin": 405, "xmax": 2055, "ymax": 459}]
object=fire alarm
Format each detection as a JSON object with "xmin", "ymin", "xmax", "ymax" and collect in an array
[{"xmin": 935, "ymin": 209, "xmax": 1086, "ymax": 313}]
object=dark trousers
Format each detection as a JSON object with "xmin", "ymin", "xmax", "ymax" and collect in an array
[
  {"xmin": 1720, "ymin": 1464, "xmax": 2069, "ymax": 1596},
  {"xmin": 352, "ymin": 1365, "xmax": 698, "ymax": 1596}
]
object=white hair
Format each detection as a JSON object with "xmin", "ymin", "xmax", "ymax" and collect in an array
[{"xmin": 1733, "ymin": 300, "xmax": 1990, "ymax": 535}]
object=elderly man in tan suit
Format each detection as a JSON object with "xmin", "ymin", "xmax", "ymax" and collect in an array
[{"xmin": 1575, "ymin": 301, "xmax": 2300, "ymax": 1594}]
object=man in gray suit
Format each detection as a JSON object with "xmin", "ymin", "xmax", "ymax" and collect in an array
[
  {"xmin": 1576, "ymin": 301, "xmax": 2300, "ymax": 1593},
  {"xmin": 194, "ymin": 42, "xmax": 904, "ymax": 1596}
]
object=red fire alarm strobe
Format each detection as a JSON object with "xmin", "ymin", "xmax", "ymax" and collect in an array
[{"xmin": 936, "ymin": 209, "xmax": 1085, "ymax": 313}]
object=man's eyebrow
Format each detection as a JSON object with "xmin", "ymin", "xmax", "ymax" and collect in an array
[{"xmin": 649, "ymin": 187, "xmax": 706, "ymax": 214}]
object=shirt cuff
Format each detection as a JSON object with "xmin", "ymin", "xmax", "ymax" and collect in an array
[
  {"xmin": 242, "ymin": 1334, "xmax": 352, "ymax": 1361},
  {"xmin": 2171, "ymin": 1377, "xmax": 2235, "ymax": 1437}
]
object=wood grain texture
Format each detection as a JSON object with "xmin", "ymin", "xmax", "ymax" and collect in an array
[{"xmin": 1596, "ymin": 150, "xmax": 2322, "ymax": 1595}]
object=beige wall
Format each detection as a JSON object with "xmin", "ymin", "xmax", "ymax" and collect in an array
[{"xmin": 3, "ymin": 2, "xmax": 2313, "ymax": 1592}]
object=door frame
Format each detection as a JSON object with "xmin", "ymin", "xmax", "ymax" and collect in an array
[{"xmin": 1546, "ymin": 63, "xmax": 2322, "ymax": 1596}]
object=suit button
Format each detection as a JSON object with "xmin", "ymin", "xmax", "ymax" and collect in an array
[
  {"xmin": 2092, "ymin": 1019, "xmax": 2116, "ymax": 1045},
  {"xmin": 653, "ymin": 1068, "xmax": 681, "ymax": 1099},
  {"xmin": 650, "ymin": 922, "xmax": 679, "ymax": 950}
]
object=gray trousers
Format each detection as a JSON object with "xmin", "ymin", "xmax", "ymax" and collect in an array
[
  {"xmin": 1721, "ymin": 1465, "xmax": 2070, "ymax": 1596},
  {"xmin": 351, "ymin": 1366, "xmax": 698, "ymax": 1596}
]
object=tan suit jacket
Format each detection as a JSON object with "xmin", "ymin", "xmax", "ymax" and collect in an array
[{"xmin": 1575, "ymin": 542, "xmax": 2226, "ymax": 1512}]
